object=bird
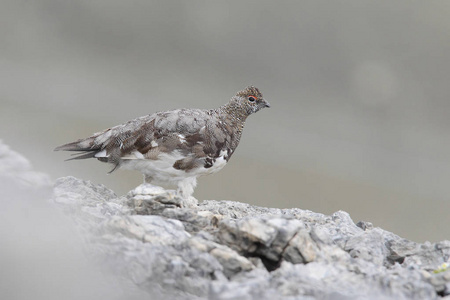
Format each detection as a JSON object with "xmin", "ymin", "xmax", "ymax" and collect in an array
[{"xmin": 55, "ymin": 86, "xmax": 270, "ymax": 199}]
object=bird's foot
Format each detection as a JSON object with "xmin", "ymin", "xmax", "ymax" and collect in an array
[
  {"xmin": 131, "ymin": 183, "xmax": 167, "ymax": 197},
  {"xmin": 129, "ymin": 183, "xmax": 198, "ymax": 213},
  {"xmin": 178, "ymin": 195, "xmax": 198, "ymax": 208},
  {"xmin": 175, "ymin": 177, "xmax": 198, "ymax": 207}
]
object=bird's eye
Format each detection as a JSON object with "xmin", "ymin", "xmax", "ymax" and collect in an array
[{"xmin": 248, "ymin": 96, "xmax": 256, "ymax": 102}]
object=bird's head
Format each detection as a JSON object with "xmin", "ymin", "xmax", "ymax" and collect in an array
[{"xmin": 230, "ymin": 86, "xmax": 270, "ymax": 117}]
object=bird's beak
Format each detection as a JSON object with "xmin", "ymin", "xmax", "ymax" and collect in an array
[{"xmin": 256, "ymin": 99, "xmax": 270, "ymax": 112}]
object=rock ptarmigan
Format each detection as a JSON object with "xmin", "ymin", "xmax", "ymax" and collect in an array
[{"xmin": 55, "ymin": 86, "xmax": 270, "ymax": 200}]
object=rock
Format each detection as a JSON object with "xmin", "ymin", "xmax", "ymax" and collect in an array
[
  {"xmin": 104, "ymin": 215, "xmax": 190, "ymax": 245},
  {"xmin": 50, "ymin": 175, "xmax": 450, "ymax": 299},
  {"xmin": 0, "ymin": 140, "xmax": 148, "ymax": 300},
  {"xmin": 2, "ymin": 140, "xmax": 450, "ymax": 299},
  {"xmin": 283, "ymin": 230, "xmax": 319, "ymax": 264},
  {"xmin": 344, "ymin": 228, "xmax": 391, "ymax": 265},
  {"xmin": 187, "ymin": 234, "xmax": 255, "ymax": 278},
  {"xmin": 0, "ymin": 139, "xmax": 52, "ymax": 188},
  {"xmin": 217, "ymin": 216, "xmax": 314, "ymax": 270}
]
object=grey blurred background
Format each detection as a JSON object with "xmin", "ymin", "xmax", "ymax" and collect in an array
[{"xmin": 2, "ymin": 0, "xmax": 450, "ymax": 243}]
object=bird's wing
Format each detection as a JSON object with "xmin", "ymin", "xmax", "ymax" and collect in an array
[
  {"xmin": 114, "ymin": 108, "xmax": 212, "ymax": 162},
  {"xmin": 55, "ymin": 108, "xmax": 228, "ymax": 171}
]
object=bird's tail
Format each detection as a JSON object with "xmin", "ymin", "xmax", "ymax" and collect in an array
[{"xmin": 54, "ymin": 137, "xmax": 101, "ymax": 161}]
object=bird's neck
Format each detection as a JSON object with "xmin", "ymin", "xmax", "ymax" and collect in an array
[
  {"xmin": 215, "ymin": 102, "xmax": 247, "ymax": 152},
  {"xmin": 219, "ymin": 101, "xmax": 248, "ymax": 126}
]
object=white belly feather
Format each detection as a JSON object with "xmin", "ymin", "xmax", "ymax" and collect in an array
[{"xmin": 119, "ymin": 150, "xmax": 228, "ymax": 185}]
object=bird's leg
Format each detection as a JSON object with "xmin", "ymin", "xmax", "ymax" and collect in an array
[
  {"xmin": 177, "ymin": 177, "xmax": 197, "ymax": 198},
  {"xmin": 177, "ymin": 177, "xmax": 198, "ymax": 207}
]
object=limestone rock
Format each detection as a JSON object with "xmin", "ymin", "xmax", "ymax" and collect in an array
[{"xmin": 50, "ymin": 176, "xmax": 450, "ymax": 299}]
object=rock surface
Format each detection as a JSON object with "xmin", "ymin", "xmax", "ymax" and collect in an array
[
  {"xmin": 2, "ymin": 140, "xmax": 450, "ymax": 299},
  {"xmin": 0, "ymin": 140, "xmax": 147, "ymax": 300},
  {"xmin": 51, "ymin": 177, "xmax": 450, "ymax": 300}
]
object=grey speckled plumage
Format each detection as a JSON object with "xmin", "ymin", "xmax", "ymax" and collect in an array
[{"xmin": 55, "ymin": 86, "xmax": 270, "ymax": 198}]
